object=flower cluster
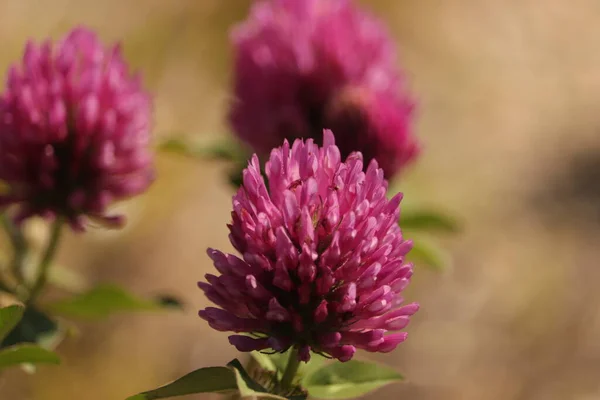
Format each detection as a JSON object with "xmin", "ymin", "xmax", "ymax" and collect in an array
[
  {"xmin": 229, "ymin": 0, "xmax": 419, "ymax": 178},
  {"xmin": 0, "ymin": 0, "xmax": 426, "ymax": 395},
  {"xmin": 0, "ymin": 27, "xmax": 153, "ymax": 230},
  {"xmin": 199, "ymin": 130, "xmax": 418, "ymax": 362}
]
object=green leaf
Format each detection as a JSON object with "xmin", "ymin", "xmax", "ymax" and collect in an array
[
  {"xmin": 126, "ymin": 359, "xmax": 298, "ymax": 400},
  {"xmin": 1, "ymin": 306, "xmax": 68, "ymax": 367},
  {"xmin": 18, "ymin": 321, "xmax": 69, "ymax": 374},
  {"xmin": 303, "ymin": 360, "xmax": 404, "ymax": 399},
  {"xmin": 47, "ymin": 284, "xmax": 169, "ymax": 319},
  {"xmin": 400, "ymin": 209, "xmax": 460, "ymax": 233},
  {"xmin": 0, "ymin": 344, "xmax": 60, "ymax": 370},
  {"xmin": 47, "ymin": 265, "xmax": 88, "ymax": 292},
  {"xmin": 157, "ymin": 137, "xmax": 189, "ymax": 155},
  {"xmin": 35, "ymin": 320, "xmax": 69, "ymax": 351},
  {"xmin": 0, "ymin": 305, "xmax": 24, "ymax": 342},
  {"xmin": 126, "ymin": 366, "xmax": 238, "ymax": 400},
  {"xmin": 228, "ymin": 358, "xmax": 269, "ymax": 394},
  {"xmin": 154, "ymin": 295, "xmax": 184, "ymax": 310},
  {"xmin": 407, "ymin": 237, "xmax": 451, "ymax": 271},
  {"xmin": 1, "ymin": 307, "xmax": 57, "ymax": 348},
  {"xmin": 228, "ymin": 165, "xmax": 245, "ymax": 188},
  {"xmin": 158, "ymin": 137, "xmax": 246, "ymax": 162},
  {"xmin": 302, "ymin": 354, "xmax": 329, "ymax": 379}
]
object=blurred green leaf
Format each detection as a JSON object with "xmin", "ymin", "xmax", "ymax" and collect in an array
[
  {"xmin": 0, "ymin": 305, "xmax": 24, "ymax": 342},
  {"xmin": 158, "ymin": 137, "xmax": 246, "ymax": 162},
  {"xmin": 0, "ymin": 344, "xmax": 59, "ymax": 370},
  {"xmin": 47, "ymin": 284, "xmax": 170, "ymax": 319},
  {"xmin": 47, "ymin": 265, "xmax": 88, "ymax": 293},
  {"xmin": 303, "ymin": 360, "xmax": 403, "ymax": 399},
  {"xmin": 0, "ymin": 306, "xmax": 65, "ymax": 374},
  {"xmin": 408, "ymin": 237, "xmax": 451, "ymax": 271},
  {"xmin": 301, "ymin": 354, "xmax": 329, "ymax": 379},
  {"xmin": 154, "ymin": 295, "xmax": 184, "ymax": 310},
  {"xmin": 228, "ymin": 359, "xmax": 291, "ymax": 400},
  {"xmin": 400, "ymin": 209, "xmax": 460, "ymax": 233},
  {"xmin": 228, "ymin": 165, "xmax": 245, "ymax": 188},
  {"xmin": 35, "ymin": 319, "xmax": 70, "ymax": 351},
  {"xmin": 157, "ymin": 138, "xmax": 188, "ymax": 154},
  {"xmin": 228, "ymin": 358, "xmax": 269, "ymax": 394},
  {"xmin": 1, "ymin": 307, "xmax": 57, "ymax": 348},
  {"xmin": 125, "ymin": 366, "xmax": 238, "ymax": 400}
]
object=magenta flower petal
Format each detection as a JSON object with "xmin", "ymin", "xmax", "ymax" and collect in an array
[
  {"xmin": 229, "ymin": 0, "xmax": 419, "ymax": 179},
  {"xmin": 199, "ymin": 131, "xmax": 417, "ymax": 362},
  {"xmin": 374, "ymin": 332, "xmax": 409, "ymax": 353},
  {"xmin": 298, "ymin": 345, "xmax": 311, "ymax": 362},
  {"xmin": 229, "ymin": 335, "xmax": 270, "ymax": 352},
  {"xmin": 0, "ymin": 27, "xmax": 153, "ymax": 229}
]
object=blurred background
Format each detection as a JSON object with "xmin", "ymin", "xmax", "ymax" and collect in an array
[{"xmin": 1, "ymin": 0, "xmax": 600, "ymax": 399}]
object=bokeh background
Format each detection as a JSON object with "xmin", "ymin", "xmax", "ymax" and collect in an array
[{"xmin": 1, "ymin": 0, "xmax": 600, "ymax": 399}]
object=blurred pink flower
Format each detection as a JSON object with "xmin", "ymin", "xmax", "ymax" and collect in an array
[
  {"xmin": 0, "ymin": 27, "xmax": 154, "ymax": 230},
  {"xmin": 230, "ymin": 0, "xmax": 418, "ymax": 179},
  {"xmin": 199, "ymin": 130, "xmax": 418, "ymax": 362}
]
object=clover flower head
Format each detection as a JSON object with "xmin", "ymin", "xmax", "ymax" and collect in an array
[
  {"xmin": 0, "ymin": 27, "xmax": 153, "ymax": 230},
  {"xmin": 229, "ymin": 0, "xmax": 419, "ymax": 178},
  {"xmin": 199, "ymin": 130, "xmax": 418, "ymax": 362}
]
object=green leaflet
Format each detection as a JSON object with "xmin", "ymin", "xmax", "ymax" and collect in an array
[
  {"xmin": 0, "ymin": 344, "xmax": 60, "ymax": 370},
  {"xmin": 408, "ymin": 237, "xmax": 452, "ymax": 271},
  {"xmin": 400, "ymin": 208, "xmax": 461, "ymax": 233},
  {"xmin": 47, "ymin": 284, "xmax": 178, "ymax": 319},
  {"xmin": 0, "ymin": 305, "xmax": 24, "ymax": 342},
  {"xmin": 303, "ymin": 359, "xmax": 404, "ymax": 399},
  {"xmin": 126, "ymin": 366, "xmax": 238, "ymax": 400}
]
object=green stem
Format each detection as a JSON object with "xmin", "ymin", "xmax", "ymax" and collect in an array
[
  {"xmin": 280, "ymin": 348, "xmax": 301, "ymax": 392},
  {"xmin": 1, "ymin": 214, "xmax": 28, "ymax": 286},
  {"xmin": 27, "ymin": 219, "xmax": 64, "ymax": 305}
]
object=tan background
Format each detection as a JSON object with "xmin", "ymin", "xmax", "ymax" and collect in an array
[{"xmin": 1, "ymin": 0, "xmax": 600, "ymax": 399}]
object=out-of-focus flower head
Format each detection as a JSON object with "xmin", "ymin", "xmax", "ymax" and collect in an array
[
  {"xmin": 199, "ymin": 130, "xmax": 418, "ymax": 362},
  {"xmin": 0, "ymin": 27, "xmax": 154, "ymax": 230},
  {"xmin": 230, "ymin": 0, "xmax": 419, "ymax": 179}
]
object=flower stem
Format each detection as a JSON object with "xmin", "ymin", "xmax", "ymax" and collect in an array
[
  {"xmin": 280, "ymin": 348, "xmax": 301, "ymax": 392},
  {"xmin": 27, "ymin": 218, "xmax": 64, "ymax": 305},
  {"xmin": 1, "ymin": 214, "xmax": 27, "ymax": 286}
]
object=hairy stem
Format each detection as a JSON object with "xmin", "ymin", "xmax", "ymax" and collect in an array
[
  {"xmin": 1, "ymin": 214, "xmax": 28, "ymax": 288},
  {"xmin": 280, "ymin": 348, "xmax": 301, "ymax": 392},
  {"xmin": 27, "ymin": 219, "xmax": 64, "ymax": 305}
]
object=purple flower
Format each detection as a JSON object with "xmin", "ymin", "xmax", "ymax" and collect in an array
[
  {"xmin": 0, "ymin": 27, "xmax": 153, "ymax": 230},
  {"xmin": 199, "ymin": 130, "xmax": 418, "ymax": 362},
  {"xmin": 229, "ymin": 0, "xmax": 418, "ymax": 179}
]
